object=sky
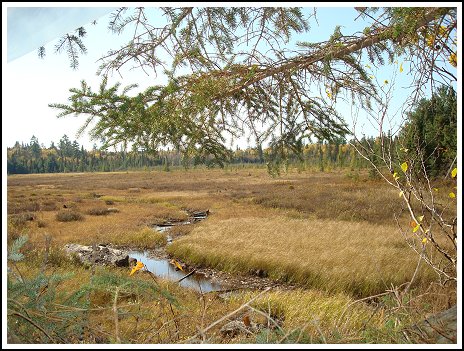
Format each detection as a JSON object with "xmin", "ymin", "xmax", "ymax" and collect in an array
[{"xmin": 2, "ymin": 3, "xmax": 460, "ymax": 152}]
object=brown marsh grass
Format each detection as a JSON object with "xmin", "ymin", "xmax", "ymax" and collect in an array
[
  {"xmin": 7, "ymin": 167, "xmax": 456, "ymax": 343},
  {"xmin": 167, "ymin": 216, "xmax": 434, "ymax": 297},
  {"xmin": 7, "ymin": 168, "xmax": 451, "ymax": 291}
]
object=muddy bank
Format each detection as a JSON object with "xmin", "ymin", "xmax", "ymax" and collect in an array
[{"xmin": 128, "ymin": 247, "xmax": 293, "ymax": 293}]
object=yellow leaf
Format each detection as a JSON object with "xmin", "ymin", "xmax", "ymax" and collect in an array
[
  {"xmin": 401, "ymin": 162, "xmax": 408, "ymax": 173},
  {"xmin": 399, "ymin": 62, "xmax": 404, "ymax": 73},
  {"xmin": 399, "ymin": 191, "xmax": 404, "ymax": 198},
  {"xmin": 393, "ymin": 172, "xmax": 400, "ymax": 181},
  {"xmin": 171, "ymin": 259, "xmax": 184, "ymax": 271},
  {"xmin": 433, "ymin": 188, "xmax": 439, "ymax": 192},
  {"xmin": 449, "ymin": 52, "xmax": 457, "ymax": 67},
  {"xmin": 422, "ymin": 237, "xmax": 427, "ymax": 244},
  {"xmin": 451, "ymin": 167, "xmax": 457, "ymax": 178},
  {"xmin": 413, "ymin": 224, "xmax": 421, "ymax": 233},
  {"xmin": 130, "ymin": 261, "xmax": 145, "ymax": 276},
  {"xmin": 384, "ymin": 80, "xmax": 389, "ymax": 84},
  {"xmin": 449, "ymin": 192, "xmax": 455, "ymax": 198},
  {"xmin": 418, "ymin": 215, "xmax": 424, "ymax": 222}
]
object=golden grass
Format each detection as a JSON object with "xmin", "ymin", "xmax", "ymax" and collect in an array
[
  {"xmin": 7, "ymin": 167, "xmax": 455, "ymax": 343},
  {"xmin": 168, "ymin": 216, "xmax": 435, "ymax": 297},
  {"xmin": 112, "ymin": 226, "xmax": 167, "ymax": 248},
  {"xmin": 232, "ymin": 288, "xmax": 385, "ymax": 341},
  {"xmin": 7, "ymin": 168, "xmax": 445, "ymax": 297}
]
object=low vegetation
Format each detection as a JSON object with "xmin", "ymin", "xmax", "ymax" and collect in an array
[
  {"xmin": 56, "ymin": 210, "xmax": 84, "ymax": 222},
  {"xmin": 7, "ymin": 167, "xmax": 457, "ymax": 344}
]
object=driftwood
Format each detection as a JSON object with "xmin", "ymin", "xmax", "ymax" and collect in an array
[{"xmin": 404, "ymin": 305, "xmax": 457, "ymax": 344}]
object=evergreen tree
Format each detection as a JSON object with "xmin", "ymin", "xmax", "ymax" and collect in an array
[
  {"xmin": 400, "ymin": 86, "xmax": 457, "ymax": 177},
  {"xmin": 47, "ymin": 7, "xmax": 455, "ymax": 166}
]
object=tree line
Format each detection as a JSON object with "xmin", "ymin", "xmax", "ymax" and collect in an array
[
  {"xmin": 6, "ymin": 134, "xmax": 368, "ymax": 174},
  {"xmin": 7, "ymin": 85, "xmax": 456, "ymax": 177}
]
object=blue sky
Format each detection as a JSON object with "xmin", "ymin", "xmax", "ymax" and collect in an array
[{"xmin": 2, "ymin": 4, "xmax": 459, "ymax": 151}]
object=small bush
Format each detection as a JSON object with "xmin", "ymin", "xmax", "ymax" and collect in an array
[
  {"xmin": 37, "ymin": 220, "xmax": 47, "ymax": 228},
  {"xmin": 56, "ymin": 210, "xmax": 84, "ymax": 222},
  {"xmin": 41, "ymin": 200, "xmax": 57, "ymax": 211},
  {"xmin": 87, "ymin": 208, "xmax": 110, "ymax": 216},
  {"xmin": 9, "ymin": 212, "xmax": 36, "ymax": 226},
  {"xmin": 104, "ymin": 199, "xmax": 114, "ymax": 205},
  {"xmin": 7, "ymin": 201, "xmax": 40, "ymax": 214},
  {"xmin": 25, "ymin": 201, "xmax": 41, "ymax": 212}
]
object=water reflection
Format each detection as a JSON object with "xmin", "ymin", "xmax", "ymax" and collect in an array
[{"xmin": 128, "ymin": 250, "xmax": 223, "ymax": 293}]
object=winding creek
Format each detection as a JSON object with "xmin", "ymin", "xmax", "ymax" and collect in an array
[
  {"xmin": 129, "ymin": 209, "xmax": 226, "ymax": 293},
  {"xmin": 128, "ymin": 250, "xmax": 224, "ymax": 293},
  {"xmin": 65, "ymin": 209, "xmax": 282, "ymax": 293}
]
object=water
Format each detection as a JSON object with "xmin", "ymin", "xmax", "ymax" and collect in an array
[
  {"xmin": 128, "ymin": 250, "xmax": 224, "ymax": 293},
  {"xmin": 153, "ymin": 210, "xmax": 209, "ymax": 235}
]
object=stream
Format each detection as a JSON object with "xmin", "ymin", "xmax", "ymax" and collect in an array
[
  {"xmin": 128, "ymin": 250, "xmax": 224, "ymax": 293},
  {"xmin": 128, "ymin": 209, "xmax": 225, "ymax": 292}
]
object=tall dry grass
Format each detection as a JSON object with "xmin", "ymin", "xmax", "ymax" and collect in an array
[
  {"xmin": 6, "ymin": 168, "xmax": 456, "ymax": 343},
  {"xmin": 168, "ymin": 216, "xmax": 435, "ymax": 297}
]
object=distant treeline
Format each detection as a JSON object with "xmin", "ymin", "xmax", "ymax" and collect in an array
[
  {"xmin": 7, "ymin": 134, "xmax": 380, "ymax": 174},
  {"xmin": 7, "ymin": 84, "xmax": 456, "ymax": 177}
]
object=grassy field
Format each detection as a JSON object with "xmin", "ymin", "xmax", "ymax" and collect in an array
[{"xmin": 6, "ymin": 166, "xmax": 457, "ymax": 344}]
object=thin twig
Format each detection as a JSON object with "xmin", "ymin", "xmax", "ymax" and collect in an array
[
  {"xmin": 184, "ymin": 287, "xmax": 272, "ymax": 343},
  {"xmin": 8, "ymin": 311, "xmax": 55, "ymax": 343},
  {"xmin": 113, "ymin": 287, "xmax": 121, "ymax": 343}
]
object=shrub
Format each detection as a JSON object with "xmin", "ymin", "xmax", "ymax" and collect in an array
[
  {"xmin": 87, "ymin": 208, "xmax": 110, "ymax": 216},
  {"xmin": 41, "ymin": 200, "xmax": 57, "ymax": 211},
  {"xmin": 7, "ymin": 201, "xmax": 40, "ymax": 214},
  {"xmin": 37, "ymin": 220, "xmax": 47, "ymax": 228},
  {"xmin": 56, "ymin": 210, "xmax": 84, "ymax": 222},
  {"xmin": 9, "ymin": 212, "xmax": 36, "ymax": 226}
]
